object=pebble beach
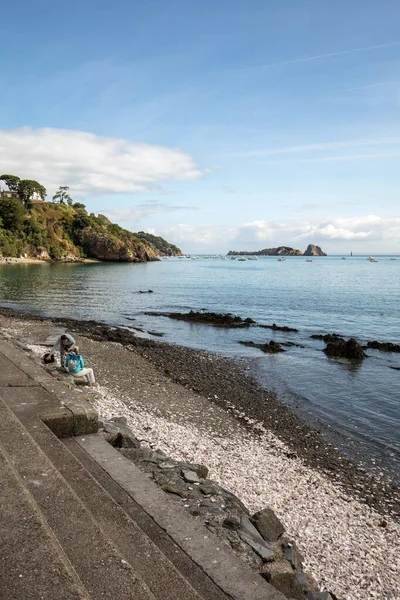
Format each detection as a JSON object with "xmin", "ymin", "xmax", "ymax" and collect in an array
[{"xmin": 1, "ymin": 308, "xmax": 399, "ymax": 600}]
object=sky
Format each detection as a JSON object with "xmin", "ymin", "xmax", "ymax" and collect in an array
[{"xmin": 0, "ymin": 0, "xmax": 399, "ymax": 254}]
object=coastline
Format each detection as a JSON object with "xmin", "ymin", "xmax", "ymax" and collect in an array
[
  {"xmin": 0, "ymin": 256, "xmax": 102, "ymax": 264},
  {"xmin": 1, "ymin": 307, "xmax": 399, "ymax": 599}
]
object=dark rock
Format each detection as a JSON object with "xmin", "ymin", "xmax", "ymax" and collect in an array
[
  {"xmin": 262, "ymin": 571, "xmax": 305, "ymax": 599},
  {"xmin": 367, "ymin": 340, "xmax": 400, "ymax": 353},
  {"xmin": 146, "ymin": 310, "xmax": 255, "ymax": 328},
  {"xmin": 311, "ymin": 333, "xmax": 343, "ymax": 343},
  {"xmin": 283, "ymin": 541, "xmax": 304, "ymax": 571},
  {"xmin": 102, "ymin": 419, "xmax": 140, "ymax": 448},
  {"xmin": 281, "ymin": 341, "xmax": 305, "ymax": 348},
  {"xmin": 238, "ymin": 517, "xmax": 276, "ymax": 562},
  {"xmin": 219, "ymin": 487, "xmax": 249, "ymax": 512},
  {"xmin": 251, "ymin": 508, "xmax": 285, "ymax": 542},
  {"xmin": 222, "ymin": 515, "xmax": 242, "ymax": 531},
  {"xmin": 239, "ymin": 340, "xmax": 286, "ymax": 353},
  {"xmin": 390, "ymin": 366, "xmax": 400, "ymax": 370},
  {"xmin": 323, "ymin": 337, "xmax": 366, "ymax": 360},
  {"xmin": 259, "ymin": 323, "xmax": 298, "ymax": 332}
]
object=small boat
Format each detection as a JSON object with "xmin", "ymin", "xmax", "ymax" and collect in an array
[
  {"xmin": 306, "ymin": 259, "xmax": 313, "ymax": 262},
  {"xmin": 369, "ymin": 257, "xmax": 378, "ymax": 262},
  {"xmin": 341, "ymin": 257, "xmax": 346, "ymax": 260},
  {"xmin": 277, "ymin": 257, "xmax": 286, "ymax": 261},
  {"xmin": 390, "ymin": 258, "xmax": 396, "ymax": 260},
  {"xmin": 238, "ymin": 257, "xmax": 246, "ymax": 261},
  {"xmin": 230, "ymin": 256, "xmax": 236, "ymax": 260},
  {"xmin": 248, "ymin": 256, "xmax": 258, "ymax": 260}
]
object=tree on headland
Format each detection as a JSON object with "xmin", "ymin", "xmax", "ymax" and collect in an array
[
  {"xmin": 17, "ymin": 180, "xmax": 47, "ymax": 208},
  {"xmin": 0, "ymin": 174, "xmax": 21, "ymax": 193},
  {"xmin": 0, "ymin": 197, "xmax": 25, "ymax": 231},
  {"xmin": 52, "ymin": 185, "xmax": 73, "ymax": 206},
  {"xmin": 0, "ymin": 174, "xmax": 47, "ymax": 208}
]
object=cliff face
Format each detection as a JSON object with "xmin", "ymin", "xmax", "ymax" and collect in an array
[
  {"xmin": 303, "ymin": 244, "xmax": 327, "ymax": 256},
  {"xmin": 79, "ymin": 229, "xmax": 158, "ymax": 262}
]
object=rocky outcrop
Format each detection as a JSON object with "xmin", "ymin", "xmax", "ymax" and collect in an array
[
  {"xmin": 260, "ymin": 323, "xmax": 298, "ymax": 332},
  {"xmin": 80, "ymin": 229, "xmax": 158, "ymax": 262},
  {"xmin": 228, "ymin": 246, "xmax": 303, "ymax": 256},
  {"xmin": 303, "ymin": 245, "xmax": 327, "ymax": 257},
  {"xmin": 323, "ymin": 337, "xmax": 366, "ymax": 360},
  {"xmin": 239, "ymin": 340, "xmax": 286, "ymax": 353},
  {"xmin": 145, "ymin": 310, "xmax": 256, "ymax": 328},
  {"xmin": 366, "ymin": 340, "xmax": 400, "ymax": 353}
]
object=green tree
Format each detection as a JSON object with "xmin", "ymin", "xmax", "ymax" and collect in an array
[
  {"xmin": 0, "ymin": 197, "xmax": 26, "ymax": 231},
  {"xmin": 0, "ymin": 174, "xmax": 21, "ymax": 193},
  {"xmin": 18, "ymin": 180, "xmax": 47, "ymax": 208},
  {"xmin": 73, "ymin": 202, "xmax": 86, "ymax": 210},
  {"xmin": 52, "ymin": 185, "xmax": 73, "ymax": 206}
]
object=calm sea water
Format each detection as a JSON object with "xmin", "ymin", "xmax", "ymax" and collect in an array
[{"xmin": 1, "ymin": 256, "xmax": 399, "ymax": 479}]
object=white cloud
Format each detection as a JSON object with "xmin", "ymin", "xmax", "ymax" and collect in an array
[
  {"xmin": 0, "ymin": 127, "xmax": 202, "ymax": 196},
  {"xmin": 154, "ymin": 216, "xmax": 400, "ymax": 252}
]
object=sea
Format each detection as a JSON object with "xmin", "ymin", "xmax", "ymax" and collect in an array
[{"xmin": 1, "ymin": 255, "xmax": 399, "ymax": 481}]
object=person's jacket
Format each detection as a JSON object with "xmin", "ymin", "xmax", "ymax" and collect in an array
[{"xmin": 65, "ymin": 353, "xmax": 84, "ymax": 375}]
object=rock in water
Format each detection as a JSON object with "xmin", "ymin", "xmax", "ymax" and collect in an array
[
  {"xmin": 303, "ymin": 244, "xmax": 327, "ymax": 256},
  {"xmin": 323, "ymin": 337, "xmax": 365, "ymax": 359}
]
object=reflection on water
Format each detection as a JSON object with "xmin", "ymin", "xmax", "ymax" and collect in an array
[{"xmin": 0, "ymin": 258, "xmax": 399, "ymax": 479}]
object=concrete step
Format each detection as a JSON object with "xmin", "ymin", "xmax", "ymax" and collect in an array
[
  {"xmin": 0, "ymin": 444, "xmax": 90, "ymax": 600},
  {"xmin": 0, "ymin": 399, "xmax": 157, "ymax": 600}
]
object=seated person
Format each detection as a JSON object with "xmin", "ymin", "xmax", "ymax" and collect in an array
[
  {"xmin": 65, "ymin": 346, "xmax": 96, "ymax": 387},
  {"xmin": 48, "ymin": 333, "xmax": 76, "ymax": 366}
]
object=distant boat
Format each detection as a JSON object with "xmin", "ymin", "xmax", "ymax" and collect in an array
[
  {"xmin": 230, "ymin": 256, "xmax": 236, "ymax": 260},
  {"xmin": 277, "ymin": 257, "xmax": 286, "ymax": 261},
  {"xmin": 341, "ymin": 257, "xmax": 346, "ymax": 260},
  {"xmin": 306, "ymin": 259, "xmax": 313, "ymax": 262},
  {"xmin": 238, "ymin": 257, "xmax": 246, "ymax": 261},
  {"xmin": 368, "ymin": 257, "xmax": 378, "ymax": 262},
  {"xmin": 248, "ymin": 256, "xmax": 258, "ymax": 260},
  {"xmin": 390, "ymin": 258, "xmax": 396, "ymax": 260}
]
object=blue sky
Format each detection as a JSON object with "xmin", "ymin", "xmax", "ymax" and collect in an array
[{"xmin": 1, "ymin": 0, "xmax": 399, "ymax": 253}]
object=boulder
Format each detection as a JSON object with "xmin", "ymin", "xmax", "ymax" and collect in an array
[
  {"xmin": 251, "ymin": 508, "xmax": 285, "ymax": 542},
  {"xmin": 238, "ymin": 517, "xmax": 276, "ymax": 562}
]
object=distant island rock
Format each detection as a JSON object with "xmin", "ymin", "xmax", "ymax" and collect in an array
[
  {"xmin": 303, "ymin": 244, "xmax": 327, "ymax": 256},
  {"xmin": 227, "ymin": 244, "xmax": 327, "ymax": 257}
]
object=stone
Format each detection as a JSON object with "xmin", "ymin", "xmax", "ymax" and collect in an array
[
  {"xmin": 263, "ymin": 572, "xmax": 305, "ymax": 599},
  {"xmin": 181, "ymin": 469, "xmax": 202, "ymax": 484},
  {"xmin": 307, "ymin": 593, "xmax": 334, "ymax": 600},
  {"xmin": 283, "ymin": 542, "xmax": 304, "ymax": 571},
  {"xmin": 238, "ymin": 517, "xmax": 276, "ymax": 562},
  {"xmin": 251, "ymin": 508, "xmax": 285, "ymax": 542},
  {"xmin": 222, "ymin": 516, "xmax": 242, "ymax": 531}
]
